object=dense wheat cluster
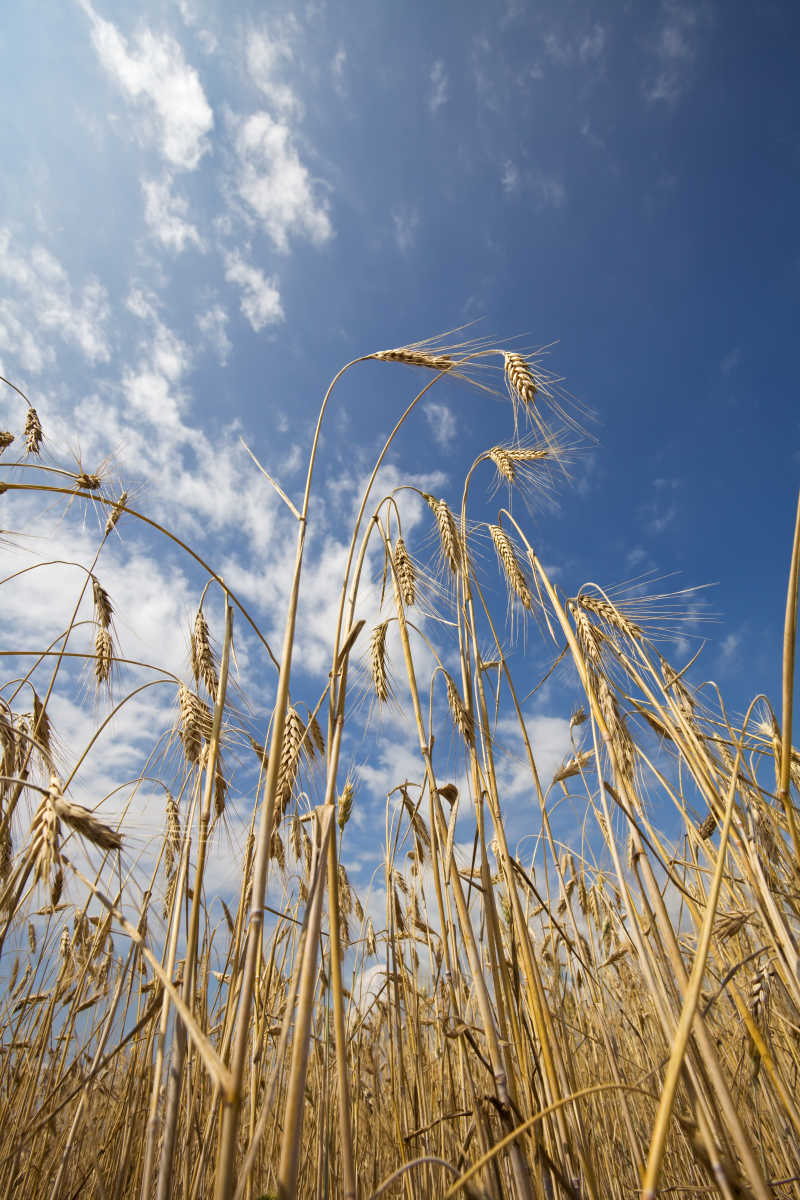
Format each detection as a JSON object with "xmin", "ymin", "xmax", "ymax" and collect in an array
[{"xmin": 1, "ymin": 345, "xmax": 799, "ymax": 1200}]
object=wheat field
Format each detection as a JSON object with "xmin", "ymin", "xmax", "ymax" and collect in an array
[{"xmin": 1, "ymin": 341, "xmax": 799, "ymax": 1200}]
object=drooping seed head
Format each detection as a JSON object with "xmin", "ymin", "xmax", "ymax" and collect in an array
[
  {"xmin": 307, "ymin": 712, "xmax": 325, "ymax": 758},
  {"xmin": 503, "ymin": 352, "xmax": 537, "ymax": 410},
  {"xmin": 270, "ymin": 828, "xmax": 286, "ymax": 872},
  {"xmin": 277, "ymin": 706, "xmax": 305, "ymax": 820},
  {"xmin": 24, "ymin": 407, "xmax": 43, "ymax": 455},
  {"xmin": 104, "ymin": 491, "xmax": 128, "ymax": 537},
  {"xmin": 489, "ymin": 525, "xmax": 532, "ymax": 610},
  {"xmin": 444, "ymin": 672, "xmax": 474, "ymax": 746},
  {"xmin": 32, "ymin": 692, "xmax": 52, "ymax": 763},
  {"xmin": 178, "ymin": 685, "xmax": 213, "ymax": 765},
  {"xmin": 423, "ymin": 494, "xmax": 462, "ymax": 574},
  {"xmin": 92, "ymin": 577, "xmax": 114, "ymax": 630},
  {"xmin": 95, "ymin": 627, "xmax": 113, "ymax": 687},
  {"xmin": 374, "ymin": 348, "xmax": 454, "ymax": 372},
  {"xmin": 572, "ymin": 603, "xmax": 603, "ymax": 666},
  {"xmin": 488, "ymin": 446, "xmax": 516, "ymax": 483},
  {"xmin": 393, "ymin": 536, "xmax": 416, "ymax": 606},
  {"xmin": 0, "ymin": 431, "xmax": 14, "ymax": 454},
  {"xmin": 578, "ymin": 594, "xmax": 642, "ymax": 643},
  {"xmin": 190, "ymin": 609, "xmax": 219, "ymax": 697},
  {"xmin": 164, "ymin": 792, "xmax": 180, "ymax": 879},
  {"xmin": 75, "ymin": 471, "xmax": 103, "ymax": 492},
  {"xmin": 55, "ymin": 793, "xmax": 122, "ymax": 854},
  {"xmin": 370, "ymin": 622, "xmax": 390, "ymax": 703},
  {"xmin": 338, "ymin": 777, "xmax": 354, "ymax": 830}
]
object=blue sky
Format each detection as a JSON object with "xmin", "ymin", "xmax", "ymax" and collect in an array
[{"xmin": 2, "ymin": 0, "xmax": 799, "ymax": 912}]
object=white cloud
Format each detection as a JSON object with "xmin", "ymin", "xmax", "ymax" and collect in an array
[
  {"xmin": 392, "ymin": 207, "xmax": 419, "ymax": 253},
  {"xmin": 80, "ymin": 1, "xmax": 213, "ymax": 170},
  {"xmin": 543, "ymin": 32, "xmax": 572, "ymax": 64},
  {"xmin": 501, "ymin": 164, "xmax": 565, "ymax": 207},
  {"xmin": 533, "ymin": 172, "xmax": 566, "ymax": 208},
  {"xmin": 429, "ymin": 59, "xmax": 448, "ymax": 113},
  {"xmin": 644, "ymin": 2, "xmax": 708, "ymax": 105},
  {"xmin": 502, "ymin": 160, "xmax": 520, "ymax": 194},
  {"xmin": 424, "ymin": 402, "xmax": 457, "ymax": 449},
  {"xmin": 196, "ymin": 304, "xmax": 232, "ymax": 365},
  {"xmin": 0, "ymin": 229, "xmax": 111, "ymax": 369},
  {"xmin": 720, "ymin": 632, "xmax": 741, "ymax": 662},
  {"xmin": 246, "ymin": 27, "xmax": 301, "ymax": 118},
  {"xmin": 235, "ymin": 112, "xmax": 332, "ymax": 252},
  {"xmin": 331, "ymin": 46, "xmax": 347, "ymax": 94},
  {"xmin": 142, "ymin": 175, "xmax": 204, "ymax": 252},
  {"xmin": 579, "ymin": 24, "xmax": 607, "ymax": 62},
  {"xmin": 224, "ymin": 250, "xmax": 283, "ymax": 331}
]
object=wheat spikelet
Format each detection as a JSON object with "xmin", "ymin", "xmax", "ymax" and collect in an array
[
  {"xmin": 307, "ymin": 713, "xmax": 325, "ymax": 758},
  {"xmin": 697, "ymin": 812, "xmax": 717, "ymax": 840},
  {"xmin": 270, "ymin": 829, "xmax": 285, "ymax": 873},
  {"xmin": 489, "ymin": 525, "xmax": 532, "ymax": 610},
  {"xmin": 338, "ymin": 862, "xmax": 353, "ymax": 916},
  {"xmin": 164, "ymin": 792, "xmax": 180, "ymax": 879},
  {"xmin": 276, "ymin": 706, "xmax": 305, "ymax": 820},
  {"xmin": 214, "ymin": 759, "xmax": 227, "ymax": 817},
  {"xmin": 503, "ymin": 352, "xmax": 537, "ymax": 410},
  {"xmin": 552, "ymin": 749, "xmax": 593, "ymax": 783},
  {"xmin": 578, "ymin": 595, "xmax": 642, "ymax": 643},
  {"xmin": 393, "ymin": 536, "xmax": 416, "ymax": 606},
  {"xmin": 444, "ymin": 672, "xmax": 474, "ymax": 746},
  {"xmin": 31, "ymin": 692, "xmax": 52, "ymax": 765},
  {"xmin": 289, "ymin": 814, "xmax": 302, "ymax": 862},
  {"xmin": 27, "ymin": 922, "xmax": 36, "ymax": 954},
  {"xmin": 572, "ymin": 604, "xmax": 603, "ymax": 665},
  {"xmin": 392, "ymin": 888, "xmax": 406, "ymax": 935},
  {"xmin": 374, "ymin": 348, "xmax": 453, "ymax": 371},
  {"xmin": 75, "ymin": 471, "xmax": 102, "ymax": 492},
  {"xmin": 370, "ymin": 622, "xmax": 390, "ymax": 702},
  {"xmin": 178, "ymin": 685, "xmax": 212, "ymax": 765},
  {"xmin": 0, "ymin": 823, "xmax": 11, "ymax": 883},
  {"xmin": 366, "ymin": 917, "xmax": 377, "ymax": 956},
  {"xmin": 55, "ymin": 795, "xmax": 122, "ymax": 853},
  {"xmin": 190, "ymin": 609, "xmax": 219, "ymax": 697},
  {"xmin": 30, "ymin": 779, "xmax": 62, "ymax": 888},
  {"xmin": 715, "ymin": 910, "xmax": 752, "ymax": 942},
  {"xmin": 104, "ymin": 491, "xmax": 127, "ymax": 536},
  {"xmin": 0, "ymin": 431, "xmax": 14, "ymax": 453},
  {"xmin": 423, "ymin": 494, "xmax": 461, "ymax": 573},
  {"xmin": 91, "ymin": 577, "xmax": 113, "ymax": 629},
  {"xmin": 489, "ymin": 446, "xmax": 516, "ymax": 483},
  {"xmin": 0, "ymin": 713, "xmax": 15, "ymax": 783},
  {"xmin": 94, "ymin": 627, "xmax": 113, "ymax": 688},
  {"xmin": 24, "ymin": 407, "xmax": 43, "ymax": 455},
  {"xmin": 749, "ymin": 965, "xmax": 771, "ymax": 1024},
  {"xmin": 577, "ymin": 871, "xmax": 589, "ymax": 915},
  {"xmin": 337, "ymin": 778, "xmax": 354, "ymax": 830}
]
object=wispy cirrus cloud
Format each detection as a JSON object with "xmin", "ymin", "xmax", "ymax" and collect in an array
[
  {"xmin": 246, "ymin": 25, "xmax": 301, "ymax": 118},
  {"xmin": 0, "ymin": 228, "xmax": 111, "ymax": 370},
  {"xmin": 142, "ymin": 174, "xmax": 205, "ymax": 253},
  {"xmin": 429, "ymin": 59, "xmax": 448, "ymax": 113},
  {"xmin": 424, "ymin": 402, "xmax": 457, "ymax": 449},
  {"xmin": 79, "ymin": 1, "xmax": 214, "ymax": 170},
  {"xmin": 224, "ymin": 250, "xmax": 284, "ymax": 331},
  {"xmin": 234, "ymin": 112, "xmax": 333, "ymax": 252},
  {"xmin": 644, "ymin": 1, "xmax": 709, "ymax": 105}
]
